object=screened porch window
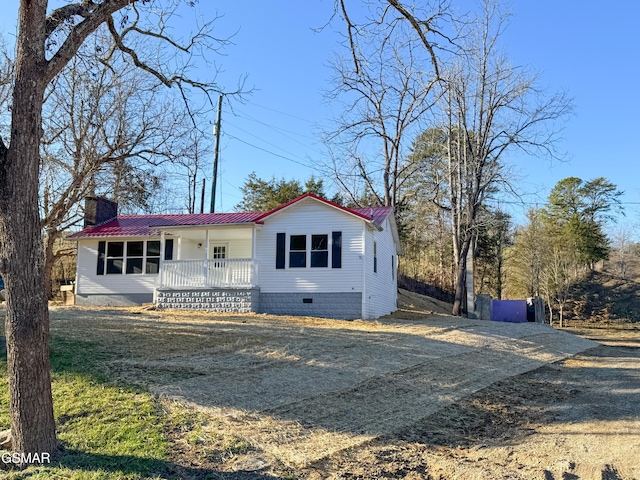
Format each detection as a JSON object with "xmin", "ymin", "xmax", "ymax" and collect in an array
[
  {"xmin": 146, "ymin": 241, "xmax": 161, "ymax": 274},
  {"xmin": 98, "ymin": 240, "xmax": 162, "ymax": 275},
  {"xmin": 126, "ymin": 241, "xmax": 144, "ymax": 274},
  {"xmin": 106, "ymin": 242, "xmax": 124, "ymax": 274}
]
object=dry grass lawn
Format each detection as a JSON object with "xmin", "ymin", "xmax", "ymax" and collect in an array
[{"xmin": 45, "ymin": 302, "xmax": 597, "ymax": 476}]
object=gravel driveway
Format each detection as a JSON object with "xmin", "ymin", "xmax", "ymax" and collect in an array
[{"xmin": 116, "ymin": 314, "xmax": 597, "ymax": 466}]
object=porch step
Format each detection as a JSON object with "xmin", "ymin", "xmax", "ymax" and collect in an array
[{"xmin": 156, "ymin": 287, "xmax": 259, "ymax": 313}]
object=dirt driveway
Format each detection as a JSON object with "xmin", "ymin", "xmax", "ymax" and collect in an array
[
  {"xmin": 308, "ymin": 327, "xmax": 640, "ymax": 480},
  {"xmin": 47, "ymin": 306, "xmax": 626, "ymax": 478}
]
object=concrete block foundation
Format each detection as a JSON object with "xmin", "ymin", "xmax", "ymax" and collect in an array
[
  {"xmin": 156, "ymin": 288, "xmax": 259, "ymax": 313},
  {"xmin": 155, "ymin": 288, "xmax": 363, "ymax": 319}
]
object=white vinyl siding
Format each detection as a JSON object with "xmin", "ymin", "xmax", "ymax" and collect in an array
[
  {"xmin": 74, "ymin": 199, "xmax": 399, "ymax": 318},
  {"xmin": 167, "ymin": 226, "xmax": 253, "ymax": 260},
  {"xmin": 257, "ymin": 199, "xmax": 364, "ymax": 295},
  {"xmin": 362, "ymin": 216, "xmax": 398, "ymax": 319},
  {"xmin": 76, "ymin": 238, "xmax": 159, "ymax": 296}
]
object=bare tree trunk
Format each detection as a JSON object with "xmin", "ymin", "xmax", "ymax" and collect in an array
[
  {"xmin": 0, "ymin": 0, "xmax": 57, "ymax": 457},
  {"xmin": 0, "ymin": 0, "xmax": 226, "ymax": 462},
  {"xmin": 452, "ymin": 236, "xmax": 472, "ymax": 316}
]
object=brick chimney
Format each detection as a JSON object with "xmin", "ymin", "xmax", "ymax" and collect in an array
[{"xmin": 84, "ymin": 197, "xmax": 118, "ymax": 228}]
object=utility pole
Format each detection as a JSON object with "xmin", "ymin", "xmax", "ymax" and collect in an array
[
  {"xmin": 200, "ymin": 178, "xmax": 206, "ymax": 214},
  {"xmin": 210, "ymin": 94, "xmax": 223, "ymax": 213}
]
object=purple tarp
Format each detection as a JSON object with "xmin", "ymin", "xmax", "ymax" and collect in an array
[{"xmin": 491, "ymin": 300, "xmax": 527, "ymax": 323}]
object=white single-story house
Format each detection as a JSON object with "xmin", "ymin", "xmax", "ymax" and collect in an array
[{"xmin": 68, "ymin": 193, "xmax": 402, "ymax": 319}]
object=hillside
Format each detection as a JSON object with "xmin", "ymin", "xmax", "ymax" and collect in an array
[
  {"xmin": 566, "ymin": 269, "xmax": 640, "ymax": 324},
  {"xmin": 392, "ymin": 288, "xmax": 454, "ymax": 318},
  {"xmin": 396, "ymin": 259, "xmax": 640, "ymax": 324}
]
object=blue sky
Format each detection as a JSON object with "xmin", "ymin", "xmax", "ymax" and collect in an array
[{"xmin": 1, "ymin": 1, "xmax": 639, "ymax": 224}]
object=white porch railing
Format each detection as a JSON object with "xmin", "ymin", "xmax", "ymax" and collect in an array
[{"xmin": 159, "ymin": 258, "xmax": 257, "ymax": 289}]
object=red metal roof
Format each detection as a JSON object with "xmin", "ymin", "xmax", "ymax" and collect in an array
[
  {"xmin": 68, "ymin": 212, "xmax": 263, "ymax": 239},
  {"xmin": 352, "ymin": 206, "xmax": 394, "ymax": 226},
  {"xmin": 253, "ymin": 193, "xmax": 382, "ymax": 223},
  {"xmin": 68, "ymin": 194, "xmax": 394, "ymax": 239}
]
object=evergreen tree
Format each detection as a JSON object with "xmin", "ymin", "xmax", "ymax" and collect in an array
[
  {"xmin": 236, "ymin": 172, "xmax": 325, "ymax": 212},
  {"xmin": 545, "ymin": 177, "xmax": 622, "ymax": 267}
]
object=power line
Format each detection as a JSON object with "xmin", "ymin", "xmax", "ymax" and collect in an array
[
  {"xmin": 248, "ymin": 102, "xmax": 316, "ymax": 124},
  {"xmin": 224, "ymin": 119, "xmax": 308, "ymax": 160},
  {"xmin": 233, "ymin": 107, "xmax": 318, "ymax": 142},
  {"xmin": 232, "ymin": 113, "xmax": 323, "ymax": 153},
  {"xmin": 488, "ymin": 199, "xmax": 640, "ymax": 207},
  {"xmin": 225, "ymin": 133, "xmax": 322, "ymax": 172}
]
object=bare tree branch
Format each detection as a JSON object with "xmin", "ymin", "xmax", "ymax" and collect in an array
[
  {"xmin": 45, "ymin": 1, "xmax": 97, "ymax": 37},
  {"xmin": 385, "ymin": 0, "xmax": 442, "ymax": 78},
  {"xmin": 45, "ymin": 0, "xmax": 132, "ymax": 83}
]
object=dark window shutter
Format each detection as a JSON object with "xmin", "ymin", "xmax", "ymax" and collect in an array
[
  {"xmin": 276, "ymin": 233, "xmax": 286, "ymax": 269},
  {"xmin": 97, "ymin": 241, "xmax": 106, "ymax": 275},
  {"xmin": 332, "ymin": 231, "xmax": 342, "ymax": 268},
  {"xmin": 164, "ymin": 239, "xmax": 174, "ymax": 260}
]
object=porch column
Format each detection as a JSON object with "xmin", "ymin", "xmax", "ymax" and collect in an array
[
  {"xmin": 158, "ymin": 230, "xmax": 166, "ymax": 292},
  {"xmin": 204, "ymin": 229, "xmax": 210, "ymax": 286}
]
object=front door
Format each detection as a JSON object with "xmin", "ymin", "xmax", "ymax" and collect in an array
[{"xmin": 210, "ymin": 243, "xmax": 228, "ymax": 267}]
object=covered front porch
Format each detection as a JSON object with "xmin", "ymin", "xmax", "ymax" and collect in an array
[
  {"xmin": 159, "ymin": 257, "xmax": 257, "ymax": 288},
  {"xmin": 157, "ymin": 223, "xmax": 259, "ymax": 290}
]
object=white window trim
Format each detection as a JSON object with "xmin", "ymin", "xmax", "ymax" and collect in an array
[
  {"xmin": 310, "ymin": 233, "xmax": 329, "ymax": 268},
  {"xmin": 286, "ymin": 233, "xmax": 332, "ymax": 269},
  {"xmin": 288, "ymin": 233, "xmax": 308, "ymax": 268},
  {"xmin": 102, "ymin": 239, "xmax": 161, "ymax": 275}
]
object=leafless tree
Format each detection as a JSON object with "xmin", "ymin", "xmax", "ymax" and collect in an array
[
  {"xmin": 165, "ymin": 128, "xmax": 213, "ymax": 214},
  {"xmin": 326, "ymin": 0, "xmax": 453, "ymax": 207},
  {"xmin": 400, "ymin": 128, "xmax": 454, "ymax": 290},
  {"xmin": 332, "ymin": 1, "xmax": 571, "ymax": 317},
  {"xmin": 610, "ymin": 225, "xmax": 638, "ymax": 279},
  {"xmin": 540, "ymin": 242, "xmax": 580, "ymax": 327},
  {"xmin": 503, "ymin": 208, "xmax": 548, "ymax": 299},
  {"xmin": 433, "ymin": 0, "xmax": 572, "ymax": 315},
  {"xmin": 0, "ymin": 37, "xmax": 14, "ymax": 141},
  {"xmin": 0, "ymin": 0, "xmax": 236, "ymax": 459},
  {"xmin": 37, "ymin": 32, "xmax": 213, "ymax": 297}
]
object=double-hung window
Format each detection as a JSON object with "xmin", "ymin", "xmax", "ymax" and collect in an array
[
  {"xmin": 289, "ymin": 235, "xmax": 307, "ymax": 268},
  {"xmin": 311, "ymin": 234, "xmax": 328, "ymax": 268},
  {"xmin": 289, "ymin": 234, "xmax": 329, "ymax": 268},
  {"xmin": 276, "ymin": 232, "xmax": 341, "ymax": 269}
]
